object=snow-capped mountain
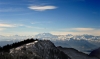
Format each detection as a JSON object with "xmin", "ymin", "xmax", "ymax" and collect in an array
[
  {"xmin": 35, "ymin": 33, "xmax": 53, "ymax": 37},
  {"xmin": 35, "ymin": 33, "xmax": 57, "ymax": 40},
  {"xmin": 34, "ymin": 33, "xmax": 100, "ymax": 41},
  {"xmin": 34, "ymin": 33, "xmax": 100, "ymax": 54},
  {"xmin": 0, "ymin": 33, "xmax": 100, "ymax": 42}
]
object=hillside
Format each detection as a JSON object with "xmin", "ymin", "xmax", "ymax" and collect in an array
[
  {"xmin": 58, "ymin": 46, "xmax": 99, "ymax": 59},
  {"xmin": 89, "ymin": 47, "xmax": 100, "ymax": 59},
  {"xmin": 0, "ymin": 39, "xmax": 70, "ymax": 59}
]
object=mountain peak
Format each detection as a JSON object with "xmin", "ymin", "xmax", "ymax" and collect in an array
[
  {"xmin": 9, "ymin": 39, "xmax": 70, "ymax": 59},
  {"xmin": 10, "ymin": 40, "xmax": 56, "ymax": 53},
  {"xmin": 35, "ymin": 33, "xmax": 54, "ymax": 38},
  {"xmin": 38, "ymin": 33, "xmax": 53, "ymax": 35}
]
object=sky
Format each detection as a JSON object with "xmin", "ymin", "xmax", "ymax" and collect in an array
[{"xmin": 0, "ymin": 0, "xmax": 100, "ymax": 36}]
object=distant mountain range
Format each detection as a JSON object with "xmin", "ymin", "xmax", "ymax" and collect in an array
[
  {"xmin": 34, "ymin": 33, "xmax": 100, "ymax": 54},
  {"xmin": 0, "ymin": 33, "xmax": 100, "ymax": 54},
  {"xmin": 0, "ymin": 33, "xmax": 100, "ymax": 42}
]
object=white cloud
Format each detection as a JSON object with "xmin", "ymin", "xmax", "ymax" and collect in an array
[
  {"xmin": 28, "ymin": 5, "xmax": 57, "ymax": 11},
  {"xmin": 51, "ymin": 31, "xmax": 100, "ymax": 36},
  {"xmin": 58, "ymin": 28, "xmax": 95, "ymax": 32},
  {"xmin": 15, "ymin": 24, "xmax": 45, "ymax": 29},
  {"xmin": 50, "ymin": 28, "xmax": 100, "ymax": 36},
  {"xmin": 0, "ymin": 24, "xmax": 16, "ymax": 27},
  {"xmin": 0, "ymin": 31, "xmax": 39, "ymax": 36},
  {"xmin": 72, "ymin": 28, "xmax": 95, "ymax": 31},
  {"xmin": 31, "ymin": 21, "xmax": 52, "ymax": 24}
]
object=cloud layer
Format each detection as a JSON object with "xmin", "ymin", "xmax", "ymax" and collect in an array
[
  {"xmin": 0, "ymin": 24, "xmax": 15, "ymax": 27},
  {"xmin": 72, "ymin": 28, "xmax": 95, "ymax": 31},
  {"xmin": 28, "ymin": 5, "xmax": 57, "ymax": 11},
  {"xmin": 50, "ymin": 28, "xmax": 100, "ymax": 36}
]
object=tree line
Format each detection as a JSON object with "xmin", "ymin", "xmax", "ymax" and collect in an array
[{"xmin": 0, "ymin": 38, "xmax": 38, "ymax": 52}]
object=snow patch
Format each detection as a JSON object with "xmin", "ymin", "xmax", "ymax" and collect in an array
[{"xmin": 26, "ymin": 41, "xmax": 38, "ymax": 45}]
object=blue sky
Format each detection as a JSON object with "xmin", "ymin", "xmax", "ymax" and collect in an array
[{"xmin": 0, "ymin": 0, "xmax": 100, "ymax": 36}]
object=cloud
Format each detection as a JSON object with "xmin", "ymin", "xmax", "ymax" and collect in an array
[
  {"xmin": 0, "ymin": 24, "xmax": 16, "ymax": 28},
  {"xmin": 1, "ymin": 31, "xmax": 40, "ymax": 36},
  {"xmin": 58, "ymin": 28, "xmax": 95, "ymax": 32},
  {"xmin": 72, "ymin": 28, "xmax": 95, "ymax": 31},
  {"xmin": 31, "ymin": 21, "xmax": 52, "ymax": 24},
  {"xmin": 50, "ymin": 30, "xmax": 100, "ymax": 36},
  {"xmin": 50, "ymin": 28, "xmax": 100, "ymax": 36},
  {"xmin": 28, "ymin": 5, "xmax": 57, "ymax": 11},
  {"xmin": 15, "ymin": 24, "xmax": 45, "ymax": 29}
]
